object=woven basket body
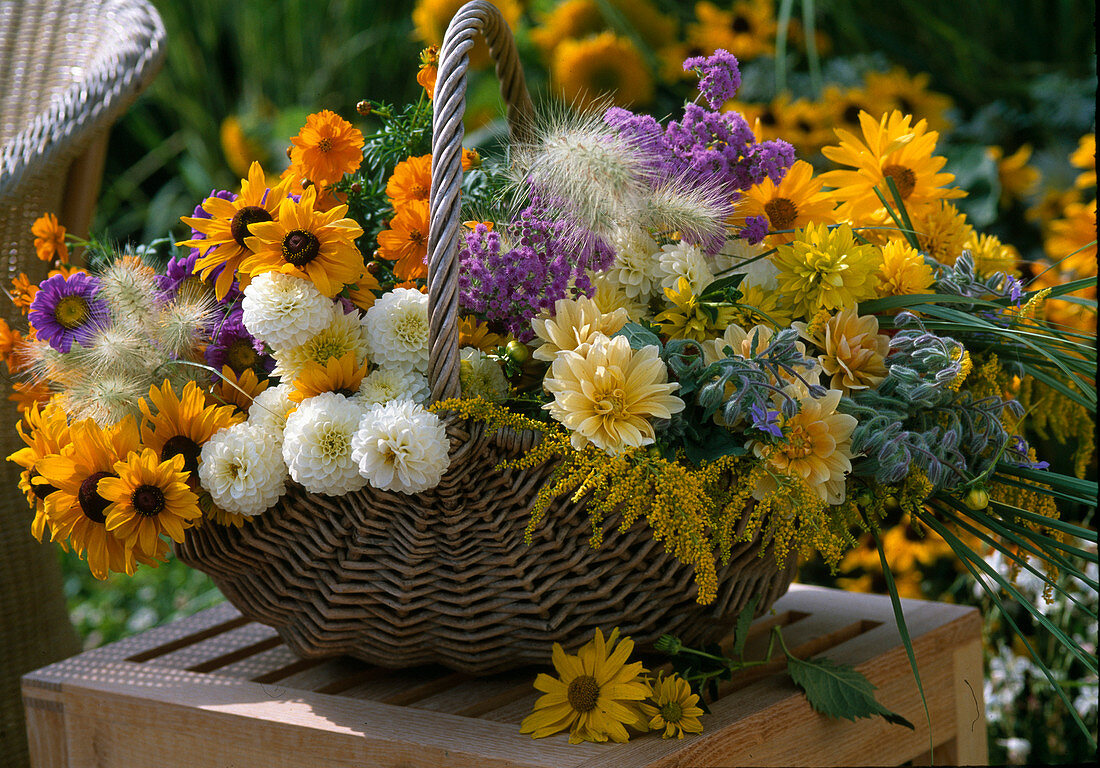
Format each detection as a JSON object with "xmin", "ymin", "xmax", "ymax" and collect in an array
[{"xmin": 177, "ymin": 0, "xmax": 796, "ymax": 674}]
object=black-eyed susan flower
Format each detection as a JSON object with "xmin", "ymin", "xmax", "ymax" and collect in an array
[
  {"xmin": 741, "ymin": 160, "xmax": 837, "ymax": 244},
  {"xmin": 241, "ymin": 185, "xmax": 365, "ymax": 297},
  {"xmin": 100, "ymin": 449, "xmax": 201, "ymax": 558},
  {"xmin": 140, "ymin": 380, "xmax": 244, "ymax": 480},
  {"xmin": 521, "ymin": 628, "xmax": 651, "ymax": 744},
  {"xmin": 7, "ymin": 401, "xmax": 71, "ymax": 541},
  {"xmin": 639, "ymin": 673, "xmax": 705, "ymax": 739},
  {"xmin": 288, "ymin": 350, "xmax": 369, "ymax": 403},
  {"xmin": 210, "ymin": 365, "xmax": 270, "ymax": 415},
  {"xmin": 178, "ymin": 162, "xmax": 293, "ymax": 300},
  {"xmin": 552, "ymin": 32, "xmax": 654, "ymax": 109},
  {"xmin": 688, "ymin": 0, "xmax": 776, "ymax": 62},
  {"xmin": 288, "ymin": 110, "xmax": 364, "ymax": 187}
]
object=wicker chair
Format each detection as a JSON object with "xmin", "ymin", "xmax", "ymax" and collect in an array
[{"xmin": 0, "ymin": 2, "xmax": 165, "ymax": 764}]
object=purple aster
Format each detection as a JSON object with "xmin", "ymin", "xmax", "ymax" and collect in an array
[
  {"xmin": 28, "ymin": 272, "xmax": 109, "ymax": 352},
  {"xmin": 205, "ymin": 306, "xmax": 273, "ymax": 378},
  {"xmin": 683, "ymin": 49, "xmax": 742, "ymax": 110},
  {"xmin": 750, "ymin": 403, "xmax": 784, "ymax": 439}
]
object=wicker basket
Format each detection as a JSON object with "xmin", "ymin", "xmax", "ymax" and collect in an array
[{"xmin": 176, "ymin": 0, "xmax": 797, "ymax": 675}]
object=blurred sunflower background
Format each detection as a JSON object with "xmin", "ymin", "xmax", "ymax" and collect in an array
[{"xmin": 68, "ymin": 0, "xmax": 1095, "ymax": 763}]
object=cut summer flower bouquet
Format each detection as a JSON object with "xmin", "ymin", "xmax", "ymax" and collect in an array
[{"xmin": 5, "ymin": 3, "xmax": 1096, "ymax": 748}]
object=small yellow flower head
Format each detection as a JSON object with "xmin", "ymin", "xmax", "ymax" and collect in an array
[
  {"xmin": 654, "ymin": 277, "xmax": 734, "ymax": 342},
  {"xmin": 543, "ymin": 332, "xmax": 685, "ymax": 454},
  {"xmin": 914, "ymin": 201, "xmax": 973, "ymax": 266},
  {"xmin": 638, "ymin": 672, "xmax": 705, "ymax": 739},
  {"xmin": 878, "ymin": 239, "xmax": 935, "ymax": 296},
  {"xmin": 773, "ymin": 223, "xmax": 882, "ymax": 319}
]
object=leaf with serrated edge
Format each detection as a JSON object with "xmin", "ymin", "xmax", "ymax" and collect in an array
[
  {"xmin": 786, "ymin": 654, "xmax": 915, "ymax": 729},
  {"xmin": 732, "ymin": 593, "xmax": 759, "ymax": 659}
]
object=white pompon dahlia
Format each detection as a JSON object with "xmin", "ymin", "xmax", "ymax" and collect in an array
[
  {"xmin": 362, "ymin": 287, "xmax": 430, "ymax": 372},
  {"xmin": 241, "ymin": 272, "xmax": 333, "ymax": 350},
  {"xmin": 198, "ymin": 423, "xmax": 287, "ymax": 516},
  {"xmin": 282, "ymin": 392, "xmax": 368, "ymax": 495},
  {"xmin": 606, "ymin": 226, "xmax": 661, "ymax": 299},
  {"xmin": 352, "ymin": 400, "xmax": 450, "ymax": 494},
  {"xmin": 658, "ymin": 241, "xmax": 714, "ymax": 295},
  {"xmin": 272, "ymin": 303, "xmax": 370, "ymax": 379},
  {"xmin": 247, "ymin": 383, "xmax": 297, "ymax": 437},
  {"xmin": 355, "ymin": 365, "xmax": 431, "ymax": 407}
]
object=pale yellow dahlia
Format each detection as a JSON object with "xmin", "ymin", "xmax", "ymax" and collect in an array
[
  {"xmin": 797, "ymin": 308, "xmax": 889, "ymax": 394},
  {"xmin": 543, "ymin": 332, "xmax": 684, "ymax": 454},
  {"xmin": 531, "ymin": 295, "xmax": 630, "ymax": 362}
]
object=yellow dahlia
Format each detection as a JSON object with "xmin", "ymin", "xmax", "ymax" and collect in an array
[
  {"xmin": 914, "ymin": 201, "xmax": 974, "ymax": 266},
  {"xmin": 531, "ymin": 295, "xmax": 629, "ymax": 362},
  {"xmin": 7, "ymin": 401, "xmax": 71, "ymax": 541},
  {"xmin": 289, "ymin": 350, "xmax": 369, "ymax": 403},
  {"xmin": 35, "ymin": 417, "xmax": 144, "ymax": 579},
  {"xmin": 819, "ymin": 110, "xmax": 965, "ymax": 223},
  {"xmin": 521, "ymin": 627, "xmax": 650, "ymax": 744},
  {"xmin": 752, "ymin": 385, "xmax": 858, "ymax": 505},
  {"xmin": 289, "ymin": 110, "xmax": 364, "ymax": 187},
  {"xmin": 241, "ymin": 185, "xmax": 365, "ymax": 297},
  {"xmin": 966, "ymin": 232, "xmax": 1020, "ymax": 277},
  {"xmin": 638, "ymin": 673, "xmax": 705, "ymax": 739},
  {"xmin": 552, "ymin": 32, "xmax": 654, "ymax": 109},
  {"xmin": 140, "ymin": 380, "xmax": 244, "ymax": 481},
  {"xmin": 798, "ymin": 308, "xmax": 890, "ymax": 394},
  {"xmin": 99, "ymin": 449, "xmax": 201, "ymax": 558},
  {"xmin": 741, "ymin": 160, "xmax": 837, "ymax": 244},
  {"xmin": 654, "ymin": 277, "xmax": 735, "ymax": 342},
  {"xmin": 178, "ymin": 161, "xmax": 292, "ymax": 300},
  {"xmin": 878, "ymin": 239, "xmax": 934, "ymax": 296},
  {"xmin": 544, "ymin": 332, "xmax": 684, "ymax": 454},
  {"xmin": 725, "ymin": 282, "xmax": 793, "ymax": 330},
  {"xmin": 772, "ymin": 222, "xmax": 882, "ymax": 319}
]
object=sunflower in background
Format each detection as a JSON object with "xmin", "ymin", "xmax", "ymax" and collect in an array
[
  {"xmin": 412, "ymin": 0, "xmax": 523, "ymax": 69},
  {"xmin": 551, "ymin": 32, "xmax": 654, "ymax": 109}
]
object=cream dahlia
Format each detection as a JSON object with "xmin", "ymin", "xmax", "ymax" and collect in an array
[
  {"xmin": 352, "ymin": 400, "xmax": 450, "ymax": 494},
  {"xmin": 272, "ymin": 303, "xmax": 370, "ymax": 379},
  {"xmin": 658, "ymin": 241, "xmax": 714, "ymax": 295},
  {"xmin": 363, "ymin": 287, "xmax": 430, "ymax": 372},
  {"xmin": 543, "ymin": 332, "xmax": 684, "ymax": 454},
  {"xmin": 355, "ymin": 365, "xmax": 431, "ymax": 406},
  {"xmin": 605, "ymin": 226, "xmax": 662, "ymax": 299},
  {"xmin": 247, "ymin": 383, "xmax": 296, "ymax": 437},
  {"xmin": 198, "ymin": 422, "xmax": 287, "ymax": 516},
  {"xmin": 459, "ymin": 347, "xmax": 509, "ymax": 403},
  {"xmin": 531, "ymin": 295, "xmax": 629, "ymax": 362},
  {"xmin": 240, "ymin": 272, "xmax": 333, "ymax": 350},
  {"xmin": 282, "ymin": 392, "xmax": 367, "ymax": 495},
  {"xmin": 798, "ymin": 308, "xmax": 890, "ymax": 394}
]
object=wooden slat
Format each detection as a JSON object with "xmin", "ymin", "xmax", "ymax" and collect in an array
[{"xmin": 143, "ymin": 622, "xmax": 281, "ymax": 671}]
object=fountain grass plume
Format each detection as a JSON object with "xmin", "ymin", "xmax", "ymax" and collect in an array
[
  {"xmin": 98, "ymin": 254, "xmax": 161, "ymax": 326},
  {"xmin": 640, "ymin": 175, "xmax": 735, "ymax": 251},
  {"xmin": 60, "ymin": 372, "xmax": 149, "ymax": 426},
  {"xmin": 153, "ymin": 290, "xmax": 220, "ymax": 360}
]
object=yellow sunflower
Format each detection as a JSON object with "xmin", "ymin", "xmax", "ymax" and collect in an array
[
  {"xmin": 346, "ymin": 271, "xmax": 381, "ymax": 312},
  {"xmin": 35, "ymin": 416, "xmax": 143, "ymax": 579},
  {"xmin": 819, "ymin": 110, "xmax": 966, "ymax": 223},
  {"xmin": 289, "ymin": 110, "xmax": 364, "ymax": 187},
  {"xmin": 741, "ymin": 160, "xmax": 837, "ymax": 244},
  {"xmin": 458, "ymin": 315, "xmax": 507, "ymax": 352},
  {"xmin": 31, "ymin": 213, "xmax": 69, "ymax": 264},
  {"xmin": 988, "ymin": 144, "xmax": 1040, "ymax": 207},
  {"xmin": 531, "ymin": 0, "xmax": 605, "ymax": 59},
  {"xmin": 99, "ymin": 449, "xmax": 201, "ymax": 559},
  {"xmin": 140, "ymin": 379, "xmax": 244, "ymax": 481},
  {"xmin": 178, "ymin": 162, "xmax": 293, "ymax": 300},
  {"xmin": 726, "ymin": 282, "xmax": 794, "ymax": 329},
  {"xmin": 413, "ymin": 0, "xmax": 522, "ymax": 69},
  {"xmin": 521, "ymin": 627, "xmax": 651, "ymax": 743},
  {"xmin": 820, "ymin": 84, "xmax": 884, "ymax": 137},
  {"xmin": 773, "ymin": 222, "xmax": 882, "ymax": 319},
  {"xmin": 241, "ymin": 185, "xmax": 365, "ymax": 297},
  {"xmin": 289, "ymin": 351, "xmax": 369, "ymax": 403},
  {"xmin": 863, "ymin": 67, "xmax": 954, "ymax": 134},
  {"xmin": 7, "ymin": 401, "xmax": 71, "ymax": 542},
  {"xmin": 639, "ymin": 673, "xmax": 705, "ymax": 739},
  {"xmin": 552, "ymin": 32, "xmax": 654, "ymax": 109},
  {"xmin": 210, "ymin": 365, "xmax": 270, "ymax": 414},
  {"xmin": 688, "ymin": 0, "xmax": 776, "ymax": 61},
  {"xmin": 1071, "ymin": 134, "xmax": 1096, "ymax": 189}
]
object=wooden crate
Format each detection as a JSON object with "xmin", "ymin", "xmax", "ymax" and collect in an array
[{"xmin": 22, "ymin": 585, "xmax": 987, "ymax": 767}]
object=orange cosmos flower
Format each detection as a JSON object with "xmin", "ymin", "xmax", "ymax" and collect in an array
[
  {"xmin": 418, "ymin": 46, "xmax": 439, "ymax": 100},
  {"xmin": 289, "ymin": 110, "xmax": 365, "ymax": 187},
  {"xmin": 32, "ymin": 213, "xmax": 69, "ymax": 264},
  {"xmin": 9, "ymin": 273, "xmax": 38, "ymax": 314},
  {"xmin": 387, "ymin": 154, "xmax": 432, "ymax": 207},
  {"xmin": 378, "ymin": 199, "xmax": 430, "ymax": 280}
]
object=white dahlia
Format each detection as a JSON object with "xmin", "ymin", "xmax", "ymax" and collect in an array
[
  {"xmin": 198, "ymin": 422, "xmax": 287, "ymax": 516},
  {"xmin": 605, "ymin": 226, "xmax": 662, "ymax": 299},
  {"xmin": 355, "ymin": 365, "xmax": 431, "ymax": 406},
  {"xmin": 247, "ymin": 383, "xmax": 297, "ymax": 437},
  {"xmin": 272, "ymin": 303, "xmax": 370, "ymax": 378},
  {"xmin": 459, "ymin": 347, "xmax": 509, "ymax": 403},
  {"xmin": 658, "ymin": 241, "xmax": 714, "ymax": 295},
  {"xmin": 363, "ymin": 287, "xmax": 430, "ymax": 373},
  {"xmin": 241, "ymin": 272, "xmax": 333, "ymax": 350},
  {"xmin": 282, "ymin": 392, "xmax": 368, "ymax": 495},
  {"xmin": 352, "ymin": 400, "xmax": 450, "ymax": 494}
]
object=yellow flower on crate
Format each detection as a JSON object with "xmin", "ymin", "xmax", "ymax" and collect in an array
[{"xmin": 639, "ymin": 673, "xmax": 705, "ymax": 739}]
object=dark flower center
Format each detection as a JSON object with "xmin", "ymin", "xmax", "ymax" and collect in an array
[
  {"xmin": 226, "ymin": 339, "xmax": 260, "ymax": 374},
  {"xmin": 882, "ymin": 164, "xmax": 917, "ymax": 199},
  {"xmin": 317, "ymin": 137, "xmax": 333, "ymax": 152},
  {"xmin": 842, "ymin": 105, "xmax": 863, "ymax": 125},
  {"xmin": 796, "ymin": 119, "xmax": 813, "ymax": 133},
  {"xmin": 162, "ymin": 435, "xmax": 202, "ymax": 478},
  {"xmin": 54, "ymin": 294, "xmax": 90, "ymax": 330},
  {"xmin": 660, "ymin": 701, "xmax": 684, "ymax": 723},
  {"xmin": 566, "ymin": 675, "xmax": 600, "ymax": 713},
  {"xmin": 408, "ymin": 229, "xmax": 426, "ymax": 247},
  {"xmin": 230, "ymin": 205, "xmax": 274, "ymax": 247},
  {"xmin": 409, "ymin": 183, "xmax": 429, "ymax": 200},
  {"xmin": 898, "ymin": 97, "xmax": 915, "ymax": 115},
  {"xmin": 132, "ymin": 484, "xmax": 166, "ymax": 517},
  {"xmin": 759, "ymin": 109, "xmax": 778, "ymax": 127},
  {"xmin": 764, "ymin": 197, "xmax": 799, "ymax": 230},
  {"xmin": 78, "ymin": 471, "xmax": 114, "ymax": 524},
  {"xmin": 282, "ymin": 229, "xmax": 321, "ymax": 266},
  {"xmin": 29, "ymin": 468, "xmax": 58, "ymax": 500},
  {"xmin": 731, "ymin": 14, "xmax": 751, "ymax": 33}
]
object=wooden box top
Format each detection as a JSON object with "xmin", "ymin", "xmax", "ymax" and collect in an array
[{"xmin": 23, "ymin": 585, "xmax": 985, "ymax": 767}]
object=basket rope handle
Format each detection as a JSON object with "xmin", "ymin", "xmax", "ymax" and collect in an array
[{"xmin": 427, "ymin": 0, "xmax": 534, "ymax": 403}]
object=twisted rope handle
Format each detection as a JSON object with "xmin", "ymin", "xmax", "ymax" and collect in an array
[{"xmin": 427, "ymin": 0, "xmax": 533, "ymax": 402}]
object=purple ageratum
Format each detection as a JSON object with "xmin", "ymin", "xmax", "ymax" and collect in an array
[
  {"xmin": 205, "ymin": 305, "xmax": 273, "ymax": 378},
  {"xmin": 459, "ymin": 200, "xmax": 614, "ymax": 340},
  {"xmin": 683, "ymin": 49, "xmax": 742, "ymax": 111},
  {"xmin": 28, "ymin": 272, "xmax": 109, "ymax": 353}
]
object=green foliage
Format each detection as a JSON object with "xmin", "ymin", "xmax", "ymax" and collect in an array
[{"xmin": 784, "ymin": 652, "xmax": 914, "ymax": 728}]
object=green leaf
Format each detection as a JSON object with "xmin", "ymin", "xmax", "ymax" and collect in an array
[
  {"xmin": 613, "ymin": 322, "xmax": 663, "ymax": 352},
  {"xmin": 785, "ymin": 654, "xmax": 914, "ymax": 729},
  {"xmin": 683, "ymin": 425, "xmax": 746, "ymax": 465},
  {"xmin": 699, "ymin": 272, "xmax": 747, "ymax": 301},
  {"xmin": 732, "ymin": 593, "xmax": 759, "ymax": 659}
]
